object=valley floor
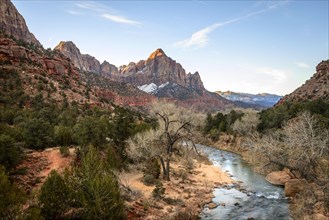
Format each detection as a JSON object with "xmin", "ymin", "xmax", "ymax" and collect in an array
[
  {"xmin": 120, "ymin": 158, "xmax": 233, "ymax": 219},
  {"xmin": 14, "ymin": 147, "xmax": 233, "ymax": 219}
]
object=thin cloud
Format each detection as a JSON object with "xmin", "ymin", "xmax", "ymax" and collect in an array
[
  {"xmin": 173, "ymin": 1, "xmax": 288, "ymax": 48},
  {"xmin": 234, "ymin": 63, "xmax": 290, "ymax": 94},
  {"xmin": 67, "ymin": 10, "xmax": 83, "ymax": 15},
  {"xmin": 102, "ymin": 14, "xmax": 140, "ymax": 25},
  {"xmin": 74, "ymin": 1, "xmax": 141, "ymax": 26},
  {"xmin": 295, "ymin": 62, "xmax": 310, "ymax": 68},
  {"xmin": 239, "ymin": 63, "xmax": 288, "ymax": 83},
  {"xmin": 76, "ymin": 2, "xmax": 107, "ymax": 13},
  {"xmin": 174, "ymin": 23, "xmax": 221, "ymax": 48}
]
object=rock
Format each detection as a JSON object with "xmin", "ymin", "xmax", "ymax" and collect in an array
[
  {"xmin": 205, "ymin": 198, "xmax": 212, "ymax": 204},
  {"xmin": 100, "ymin": 61, "xmax": 119, "ymax": 77},
  {"xmin": 186, "ymin": 71, "xmax": 204, "ymax": 93},
  {"xmin": 278, "ymin": 60, "xmax": 329, "ymax": 103},
  {"xmin": 120, "ymin": 48, "xmax": 189, "ymax": 87},
  {"xmin": 208, "ymin": 203, "xmax": 218, "ymax": 209},
  {"xmin": 54, "ymin": 41, "xmax": 101, "ymax": 73},
  {"xmin": 266, "ymin": 168, "xmax": 294, "ymax": 186},
  {"xmin": 0, "ymin": 0, "xmax": 41, "ymax": 47},
  {"xmin": 309, "ymin": 214, "xmax": 329, "ymax": 220},
  {"xmin": 55, "ymin": 43, "xmax": 235, "ymax": 111},
  {"xmin": 284, "ymin": 179, "xmax": 309, "ymax": 197}
]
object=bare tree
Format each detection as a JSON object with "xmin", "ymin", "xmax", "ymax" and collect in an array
[
  {"xmin": 127, "ymin": 102, "xmax": 201, "ymax": 181},
  {"xmin": 244, "ymin": 111, "xmax": 329, "ymax": 182},
  {"xmin": 232, "ymin": 109, "xmax": 259, "ymax": 135}
]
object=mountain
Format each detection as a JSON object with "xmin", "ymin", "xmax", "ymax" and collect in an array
[
  {"xmin": 278, "ymin": 60, "xmax": 329, "ymax": 104},
  {"xmin": 55, "ymin": 42, "xmax": 235, "ymax": 111},
  {"xmin": 0, "ymin": 0, "xmax": 41, "ymax": 47},
  {"xmin": 0, "ymin": 1, "xmax": 154, "ymax": 110},
  {"xmin": 54, "ymin": 41, "xmax": 120, "ymax": 77},
  {"xmin": 217, "ymin": 91, "xmax": 282, "ymax": 108}
]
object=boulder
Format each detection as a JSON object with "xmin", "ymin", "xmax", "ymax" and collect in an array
[
  {"xmin": 284, "ymin": 179, "xmax": 309, "ymax": 197},
  {"xmin": 309, "ymin": 214, "xmax": 329, "ymax": 220},
  {"xmin": 208, "ymin": 203, "xmax": 218, "ymax": 209},
  {"xmin": 266, "ymin": 168, "xmax": 294, "ymax": 186}
]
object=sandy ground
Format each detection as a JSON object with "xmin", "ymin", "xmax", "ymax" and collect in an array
[
  {"xmin": 119, "ymin": 158, "xmax": 233, "ymax": 220},
  {"xmin": 38, "ymin": 147, "xmax": 75, "ymax": 179},
  {"xmin": 16, "ymin": 147, "xmax": 233, "ymax": 219},
  {"xmin": 14, "ymin": 147, "xmax": 75, "ymax": 192}
]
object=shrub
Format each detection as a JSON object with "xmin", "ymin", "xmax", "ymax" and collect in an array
[
  {"xmin": 144, "ymin": 158, "xmax": 160, "ymax": 179},
  {"xmin": 171, "ymin": 208, "xmax": 199, "ymax": 220},
  {"xmin": 0, "ymin": 134, "xmax": 22, "ymax": 170},
  {"xmin": 105, "ymin": 145, "xmax": 124, "ymax": 170},
  {"xmin": 23, "ymin": 118, "xmax": 53, "ymax": 149},
  {"xmin": 39, "ymin": 170, "xmax": 70, "ymax": 219},
  {"xmin": 0, "ymin": 165, "xmax": 25, "ymax": 219},
  {"xmin": 152, "ymin": 182, "xmax": 165, "ymax": 199},
  {"xmin": 143, "ymin": 174, "xmax": 157, "ymax": 186},
  {"xmin": 59, "ymin": 146, "xmax": 70, "ymax": 157},
  {"xmin": 54, "ymin": 125, "xmax": 73, "ymax": 147},
  {"xmin": 69, "ymin": 146, "xmax": 125, "ymax": 219}
]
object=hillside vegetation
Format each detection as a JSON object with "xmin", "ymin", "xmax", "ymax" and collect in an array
[{"xmin": 203, "ymin": 99, "xmax": 329, "ymax": 219}]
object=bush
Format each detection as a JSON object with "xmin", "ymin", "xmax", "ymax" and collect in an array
[
  {"xmin": 0, "ymin": 134, "xmax": 22, "ymax": 170},
  {"xmin": 144, "ymin": 158, "xmax": 160, "ymax": 179},
  {"xmin": 143, "ymin": 174, "xmax": 157, "ymax": 186},
  {"xmin": 152, "ymin": 182, "xmax": 165, "ymax": 199},
  {"xmin": 23, "ymin": 118, "xmax": 53, "ymax": 149},
  {"xmin": 0, "ymin": 165, "xmax": 25, "ymax": 220},
  {"xmin": 39, "ymin": 170, "xmax": 70, "ymax": 219},
  {"xmin": 105, "ymin": 145, "xmax": 124, "ymax": 170},
  {"xmin": 59, "ymin": 146, "xmax": 70, "ymax": 157},
  {"xmin": 54, "ymin": 125, "xmax": 73, "ymax": 147},
  {"xmin": 69, "ymin": 146, "xmax": 125, "ymax": 219},
  {"xmin": 171, "ymin": 208, "xmax": 199, "ymax": 220}
]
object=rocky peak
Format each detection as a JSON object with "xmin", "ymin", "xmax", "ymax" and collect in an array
[
  {"xmin": 120, "ymin": 48, "xmax": 188, "ymax": 87},
  {"xmin": 186, "ymin": 71, "xmax": 205, "ymax": 93},
  {"xmin": 100, "ymin": 61, "xmax": 119, "ymax": 77},
  {"xmin": 54, "ymin": 41, "xmax": 101, "ymax": 73},
  {"xmin": 147, "ymin": 48, "xmax": 166, "ymax": 60},
  {"xmin": 279, "ymin": 59, "xmax": 329, "ymax": 103},
  {"xmin": 0, "ymin": 0, "xmax": 41, "ymax": 47}
]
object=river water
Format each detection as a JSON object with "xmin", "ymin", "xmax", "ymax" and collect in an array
[{"xmin": 198, "ymin": 145, "xmax": 291, "ymax": 220}]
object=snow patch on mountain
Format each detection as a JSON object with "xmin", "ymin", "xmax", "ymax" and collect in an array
[{"xmin": 138, "ymin": 82, "xmax": 170, "ymax": 94}]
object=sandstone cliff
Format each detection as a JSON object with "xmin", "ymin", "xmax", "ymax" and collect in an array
[
  {"xmin": 186, "ymin": 71, "xmax": 205, "ymax": 93},
  {"xmin": 0, "ymin": 34, "xmax": 155, "ymax": 109},
  {"xmin": 0, "ymin": 0, "xmax": 41, "ymax": 47},
  {"xmin": 279, "ymin": 60, "xmax": 329, "ymax": 103},
  {"xmin": 120, "ymin": 49, "xmax": 188, "ymax": 87},
  {"xmin": 54, "ymin": 41, "xmax": 101, "ymax": 73},
  {"xmin": 55, "ymin": 41, "xmax": 235, "ymax": 111}
]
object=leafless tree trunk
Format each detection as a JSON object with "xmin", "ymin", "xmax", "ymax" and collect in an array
[{"xmin": 127, "ymin": 102, "xmax": 201, "ymax": 181}]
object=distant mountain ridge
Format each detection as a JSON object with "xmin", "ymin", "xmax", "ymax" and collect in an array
[
  {"xmin": 0, "ymin": 0, "xmax": 154, "ymax": 109},
  {"xmin": 216, "ymin": 91, "xmax": 282, "ymax": 108},
  {"xmin": 54, "ymin": 41, "xmax": 235, "ymax": 111},
  {"xmin": 278, "ymin": 60, "xmax": 329, "ymax": 104},
  {"xmin": 0, "ymin": 0, "xmax": 236, "ymax": 112}
]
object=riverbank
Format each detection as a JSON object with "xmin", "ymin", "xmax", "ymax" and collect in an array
[
  {"xmin": 119, "ymin": 156, "xmax": 233, "ymax": 220},
  {"xmin": 207, "ymin": 135, "xmax": 329, "ymax": 220}
]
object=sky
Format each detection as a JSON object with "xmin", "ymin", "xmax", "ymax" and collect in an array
[{"xmin": 12, "ymin": 0, "xmax": 329, "ymax": 96}]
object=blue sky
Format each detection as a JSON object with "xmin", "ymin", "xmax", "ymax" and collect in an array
[{"xmin": 12, "ymin": 0, "xmax": 329, "ymax": 95}]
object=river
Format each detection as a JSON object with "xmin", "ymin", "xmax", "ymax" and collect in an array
[{"xmin": 198, "ymin": 144, "xmax": 291, "ymax": 220}]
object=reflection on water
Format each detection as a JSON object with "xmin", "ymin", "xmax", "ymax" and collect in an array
[{"xmin": 198, "ymin": 145, "xmax": 291, "ymax": 220}]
